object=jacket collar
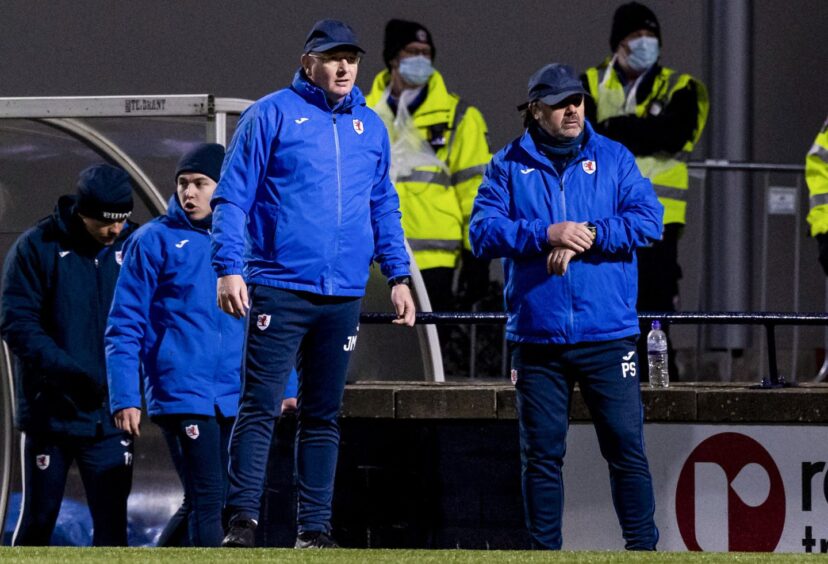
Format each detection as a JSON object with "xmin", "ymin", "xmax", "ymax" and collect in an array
[
  {"xmin": 518, "ymin": 120, "xmax": 598, "ymax": 172},
  {"xmin": 166, "ymin": 194, "xmax": 210, "ymax": 232},
  {"xmin": 291, "ymin": 69, "xmax": 365, "ymax": 114}
]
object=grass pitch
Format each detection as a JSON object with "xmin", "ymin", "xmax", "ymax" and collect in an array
[{"xmin": 0, "ymin": 547, "xmax": 819, "ymax": 563}]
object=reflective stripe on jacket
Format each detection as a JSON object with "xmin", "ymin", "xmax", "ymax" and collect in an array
[
  {"xmin": 366, "ymin": 70, "xmax": 490, "ymax": 270},
  {"xmin": 585, "ymin": 62, "xmax": 709, "ymax": 225},
  {"xmin": 211, "ymin": 71, "xmax": 410, "ymax": 295},
  {"xmin": 469, "ymin": 121, "xmax": 663, "ymax": 344},
  {"xmin": 806, "ymin": 117, "xmax": 828, "ymax": 236}
]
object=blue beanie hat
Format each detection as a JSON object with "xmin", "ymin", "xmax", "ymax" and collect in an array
[
  {"xmin": 175, "ymin": 143, "xmax": 225, "ymax": 183},
  {"xmin": 75, "ymin": 164, "xmax": 134, "ymax": 221}
]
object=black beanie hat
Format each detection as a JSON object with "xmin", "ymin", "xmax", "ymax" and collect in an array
[
  {"xmin": 610, "ymin": 2, "xmax": 661, "ymax": 52},
  {"xmin": 175, "ymin": 143, "xmax": 225, "ymax": 183},
  {"xmin": 382, "ymin": 19, "xmax": 436, "ymax": 69},
  {"xmin": 75, "ymin": 164, "xmax": 134, "ymax": 221}
]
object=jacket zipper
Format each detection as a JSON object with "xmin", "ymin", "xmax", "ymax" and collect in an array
[
  {"xmin": 558, "ymin": 167, "xmax": 575, "ymax": 338},
  {"xmin": 330, "ymin": 114, "xmax": 343, "ymax": 295}
]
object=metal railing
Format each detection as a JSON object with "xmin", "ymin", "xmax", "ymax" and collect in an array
[{"xmin": 360, "ymin": 311, "xmax": 828, "ymax": 388}]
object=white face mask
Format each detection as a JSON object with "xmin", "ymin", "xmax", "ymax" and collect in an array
[
  {"xmin": 625, "ymin": 36, "xmax": 660, "ymax": 73},
  {"xmin": 398, "ymin": 55, "xmax": 434, "ymax": 86}
]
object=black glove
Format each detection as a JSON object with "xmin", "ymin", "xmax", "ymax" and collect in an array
[
  {"xmin": 818, "ymin": 233, "xmax": 828, "ymax": 276},
  {"xmin": 457, "ymin": 250, "xmax": 490, "ymax": 309}
]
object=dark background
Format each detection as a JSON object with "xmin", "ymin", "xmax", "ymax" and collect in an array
[{"xmin": 1, "ymin": 0, "xmax": 824, "ymax": 160}]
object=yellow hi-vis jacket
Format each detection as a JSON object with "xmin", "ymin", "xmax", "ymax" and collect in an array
[
  {"xmin": 806, "ymin": 117, "xmax": 828, "ymax": 236},
  {"xmin": 585, "ymin": 61, "xmax": 709, "ymax": 225},
  {"xmin": 366, "ymin": 69, "xmax": 491, "ymax": 270}
]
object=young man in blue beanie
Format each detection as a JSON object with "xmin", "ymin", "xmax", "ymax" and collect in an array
[
  {"xmin": 105, "ymin": 143, "xmax": 298, "ymax": 547},
  {"xmin": 212, "ymin": 19, "xmax": 415, "ymax": 548},
  {"xmin": 1, "ymin": 164, "xmax": 137, "ymax": 546}
]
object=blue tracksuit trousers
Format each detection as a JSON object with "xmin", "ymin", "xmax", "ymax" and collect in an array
[
  {"xmin": 226, "ymin": 286, "xmax": 360, "ymax": 534},
  {"xmin": 512, "ymin": 336, "xmax": 658, "ymax": 550},
  {"xmin": 155, "ymin": 413, "xmax": 234, "ymax": 547},
  {"xmin": 12, "ymin": 431, "xmax": 133, "ymax": 546}
]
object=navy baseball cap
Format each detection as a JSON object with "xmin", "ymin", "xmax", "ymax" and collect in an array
[
  {"xmin": 520, "ymin": 63, "xmax": 588, "ymax": 110},
  {"xmin": 303, "ymin": 19, "xmax": 365, "ymax": 54}
]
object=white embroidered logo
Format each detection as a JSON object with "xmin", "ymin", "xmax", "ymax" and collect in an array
[
  {"xmin": 120, "ymin": 438, "xmax": 132, "ymax": 447},
  {"xmin": 256, "ymin": 314, "xmax": 271, "ymax": 331},
  {"xmin": 295, "ymin": 117, "xmax": 309, "ymax": 124},
  {"xmin": 175, "ymin": 239, "xmax": 190, "ymax": 249},
  {"xmin": 124, "ymin": 452, "xmax": 133, "ymax": 466},
  {"xmin": 353, "ymin": 119, "xmax": 364, "ymax": 135},
  {"xmin": 511, "ymin": 369, "xmax": 519, "ymax": 385},
  {"xmin": 622, "ymin": 351, "xmax": 637, "ymax": 379},
  {"xmin": 519, "ymin": 168, "xmax": 535, "ymax": 175},
  {"xmin": 582, "ymin": 160, "xmax": 597, "ymax": 174},
  {"xmin": 185, "ymin": 424, "xmax": 200, "ymax": 439},
  {"xmin": 58, "ymin": 251, "xmax": 71, "ymax": 258},
  {"xmin": 115, "ymin": 250, "xmax": 124, "ymax": 265}
]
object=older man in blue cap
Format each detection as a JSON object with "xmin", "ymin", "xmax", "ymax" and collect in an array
[
  {"xmin": 213, "ymin": 19, "xmax": 415, "ymax": 548},
  {"xmin": 470, "ymin": 63, "xmax": 662, "ymax": 550}
]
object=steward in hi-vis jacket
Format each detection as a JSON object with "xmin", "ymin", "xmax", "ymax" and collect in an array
[
  {"xmin": 806, "ymin": 116, "xmax": 828, "ymax": 275},
  {"xmin": 366, "ymin": 19, "xmax": 491, "ymax": 312},
  {"xmin": 582, "ymin": 1, "xmax": 709, "ymax": 379}
]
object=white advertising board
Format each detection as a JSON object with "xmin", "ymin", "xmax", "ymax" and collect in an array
[{"xmin": 561, "ymin": 424, "xmax": 827, "ymax": 553}]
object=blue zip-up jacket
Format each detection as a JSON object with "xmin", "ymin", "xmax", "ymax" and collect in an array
[
  {"xmin": 105, "ymin": 196, "xmax": 248, "ymax": 418},
  {"xmin": 0, "ymin": 195, "xmax": 136, "ymax": 436},
  {"xmin": 210, "ymin": 71, "xmax": 410, "ymax": 295},
  {"xmin": 469, "ymin": 121, "xmax": 663, "ymax": 344}
]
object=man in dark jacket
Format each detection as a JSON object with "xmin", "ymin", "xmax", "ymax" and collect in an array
[{"xmin": 0, "ymin": 164, "xmax": 137, "ymax": 546}]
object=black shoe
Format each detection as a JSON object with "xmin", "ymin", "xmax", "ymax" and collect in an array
[
  {"xmin": 294, "ymin": 530, "xmax": 339, "ymax": 549},
  {"xmin": 222, "ymin": 518, "xmax": 257, "ymax": 548}
]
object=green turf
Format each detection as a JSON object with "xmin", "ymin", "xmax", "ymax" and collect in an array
[{"xmin": 0, "ymin": 547, "xmax": 819, "ymax": 563}]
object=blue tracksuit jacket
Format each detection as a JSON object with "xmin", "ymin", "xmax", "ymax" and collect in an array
[
  {"xmin": 210, "ymin": 71, "xmax": 410, "ymax": 294},
  {"xmin": 469, "ymin": 121, "xmax": 663, "ymax": 344},
  {"xmin": 1, "ymin": 195, "xmax": 135, "ymax": 436},
  {"xmin": 105, "ymin": 196, "xmax": 244, "ymax": 417}
]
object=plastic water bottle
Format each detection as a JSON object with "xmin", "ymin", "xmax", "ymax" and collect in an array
[{"xmin": 647, "ymin": 320, "xmax": 669, "ymax": 388}]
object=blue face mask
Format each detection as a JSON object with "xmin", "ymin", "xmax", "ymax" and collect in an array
[
  {"xmin": 398, "ymin": 55, "xmax": 434, "ymax": 86},
  {"xmin": 626, "ymin": 36, "xmax": 660, "ymax": 73}
]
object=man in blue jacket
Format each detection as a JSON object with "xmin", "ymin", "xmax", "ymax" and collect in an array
[
  {"xmin": 105, "ymin": 144, "xmax": 300, "ymax": 546},
  {"xmin": 1, "ymin": 165, "xmax": 136, "ymax": 546},
  {"xmin": 470, "ymin": 63, "xmax": 662, "ymax": 550},
  {"xmin": 212, "ymin": 20, "xmax": 415, "ymax": 549}
]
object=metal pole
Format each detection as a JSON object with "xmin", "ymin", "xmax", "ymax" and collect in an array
[
  {"xmin": 706, "ymin": 0, "xmax": 753, "ymax": 357},
  {"xmin": 792, "ymin": 173, "xmax": 803, "ymax": 381}
]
